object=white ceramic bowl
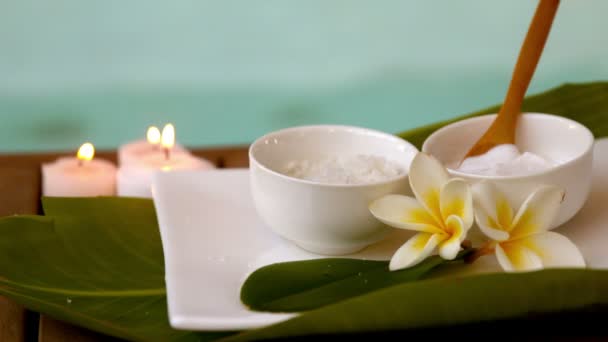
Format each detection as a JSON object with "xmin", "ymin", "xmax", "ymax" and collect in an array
[
  {"xmin": 249, "ymin": 125, "xmax": 418, "ymax": 255},
  {"xmin": 422, "ymin": 113, "xmax": 594, "ymax": 228}
]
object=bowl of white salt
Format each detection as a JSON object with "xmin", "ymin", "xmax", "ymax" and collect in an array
[
  {"xmin": 422, "ymin": 113, "xmax": 594, "ymax": 228},
  {"xmin": 249, "ymin": 125, "xmax": 418, "ymax": 255}
]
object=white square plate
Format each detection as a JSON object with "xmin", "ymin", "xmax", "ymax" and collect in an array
[{"xmin": 153, "ymin": 139, "xmax": 608, "ymax": 331}]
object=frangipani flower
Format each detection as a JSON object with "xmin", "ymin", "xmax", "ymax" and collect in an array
[
  {"xmin": 473, "ymin": 181, "xmax": 585, "ymax": 272},
  {"xmin": 369, "ymin": 153, "xmax": 473, "ymax": 271}
]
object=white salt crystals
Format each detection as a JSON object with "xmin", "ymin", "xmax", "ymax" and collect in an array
[
  {"xmin": 455, "ymin": 144, "xmax": 555, "ymax": 176},
  {"xmin": 282, "ymin": 155, "xmax": 404, "ymax": 185}
]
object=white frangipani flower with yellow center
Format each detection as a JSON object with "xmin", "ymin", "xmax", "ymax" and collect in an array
[
  {"xmin": 369, "ymin": 153, "xmax": 473, "ymax": 271},
  {"xmin": 473, "ymin": 181, "xmax": 585, "ymax": 272}
]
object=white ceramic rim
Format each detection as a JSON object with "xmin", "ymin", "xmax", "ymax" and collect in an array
[
  {"xmin": 421, "ymin": 113, "xmax": 595, "ymax": 180},
  {"xmin": 249, "ymin": 124, "xmax": 418, "ymax": 188}
]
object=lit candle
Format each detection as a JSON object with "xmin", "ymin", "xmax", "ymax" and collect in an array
[
  {"xmin": 118, "ymin": 125, "xmax": 187, "ymax": 166},
  {"xmin": 161, "ymin": 123, "xmax": 175, "ymax": 160},
  {"xmin": 42, "ymin": 142, "xmax": 117, "ymax": 197},
  {"xmin": 117, "ymin": 123, "xmax": 215, "ymax": 198}
]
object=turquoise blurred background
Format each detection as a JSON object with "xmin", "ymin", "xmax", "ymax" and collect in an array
[{"xmin": 1, "ymin": 0, "xmax": 606, "ymax": 153}]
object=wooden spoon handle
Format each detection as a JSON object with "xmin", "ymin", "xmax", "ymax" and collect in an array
[
  {"xmin": 501, "ymin": 0, "xmax": 560, "ymax": 125},
  {"xmin": 463, "ymin": 0, "xmax": 560, "ymax": 159}
]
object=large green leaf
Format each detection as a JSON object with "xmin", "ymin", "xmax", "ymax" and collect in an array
[
  {"xmin": 0, "ymin": 197, "xmax": 231, "ymax": 342},
  {"xmin": 241, "ymin": 252, "xmax": 471, "ymax": 312},
  {"xmin": 0, "ymin": 81, "xmax": 607, "ymax": 341},
  {"xmin": 229, "ymin": 269, "xmax": 608, "ymax": 341}
]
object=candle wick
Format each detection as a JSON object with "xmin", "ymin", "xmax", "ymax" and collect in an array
[
  {"xmin": 163, "ymin": 147, "xmax": 170, "ymax": 161},
  {"xmin": 78, "ymin": 159, "xmax": 83, "ymax": 167}
]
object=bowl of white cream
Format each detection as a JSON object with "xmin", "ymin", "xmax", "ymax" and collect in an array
[
  {"xmin": 422, "ymin": 113, "xmax": 594, "ymax": 228},
  {"xmin": 249, "ymin": 125, "xmax": 418, "ymax": 255}
]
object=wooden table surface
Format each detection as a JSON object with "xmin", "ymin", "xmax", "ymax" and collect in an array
[
  {"xmin": 2, "ymin": 147, "xmax": 608, "ymax": 341},
  {"xmin": 0, "ymin": 146, "xmax": 248, "ymax": 342}
]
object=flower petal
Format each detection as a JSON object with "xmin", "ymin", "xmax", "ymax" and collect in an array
[
  {"xmin": 438, "ymin": 215, "xmax": 466, "ymax": 260},
  {"xmin": 440, "ymin": 178, "xmax": 473, "ymax": 229},
  {"xmin": 408, "ymin": 153, "xmax": 449, "ymax": 225},
  {"xmin": 517, "ymin": 232, "xmax": 586, "ymax": 268},
  {"xmin": 510, "ymin": 185, "xmax": 565, "ymax": 239},
  {"xmin": 472, "ymin": 181, "xmax": 512, "ymax": 242},
  {"xmin": 369, "ymin": 195, "xmax": 444, "ymax": 234},
  {"xmin": 389, "ymin": 233, "xmax": 445, "ymax": 271},
  {"xmin": 495, "ymin": 241, "xmax": 542, "ymax": 272}
]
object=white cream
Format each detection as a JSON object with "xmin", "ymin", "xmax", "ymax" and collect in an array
[{"xmin": 454, "ymin": 144, "xmax": 554, "ymax": 176}]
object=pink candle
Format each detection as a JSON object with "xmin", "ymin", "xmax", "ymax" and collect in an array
[
  {"xmin": 118, "ymin": 125, "xmax": 187, "ymax": 166},
  {"xmin": 117, "ymin": 124, "xmax": 215, "ymax": 198},
  {"xmin": 42, "ymin": 142, "xmax": 117, "ymax": 197}
]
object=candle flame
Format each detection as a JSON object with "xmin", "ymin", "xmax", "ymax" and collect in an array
[
  {"xmin": 147, "ymin": 126, "xmax": 161, "ymax": 145},
  {"xmin": 77, "ymin": 142, "xmax": 95, "ymax": 162},
  {"xmin": 161, "ymin": 123, "xmax": 175, "ymax": 149}
]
